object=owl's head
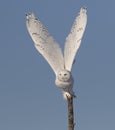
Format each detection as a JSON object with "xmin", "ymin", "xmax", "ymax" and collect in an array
[{"xmin": 57, "ymin": 70, "xmax": 71, "ymax": 82}]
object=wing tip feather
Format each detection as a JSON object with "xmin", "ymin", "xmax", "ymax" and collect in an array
[{"xmin": 26, "ymin": 13, "xmax": 35, "ymax": 20}]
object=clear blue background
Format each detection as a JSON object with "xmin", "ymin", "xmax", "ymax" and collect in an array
[{"xmin": 0, "ymin": 0, "xmax": 115, "ymax": 130}]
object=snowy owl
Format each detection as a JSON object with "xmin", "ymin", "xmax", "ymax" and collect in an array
[{"xmin": 26, "ymin": 7, "xmax": 87, "ymax": 99}]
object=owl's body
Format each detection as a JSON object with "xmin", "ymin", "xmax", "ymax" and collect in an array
[
  {"xmin": 55, "ymin": 69, "xmax": 75, "ymax": 98},
  {"xmin": 26, "ymin": 7, "xmax": 87, "ymax": 99}
]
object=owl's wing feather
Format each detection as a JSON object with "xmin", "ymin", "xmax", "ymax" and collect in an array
[
  {"xmin": 26, "ymin": 13, "xmax": 64, "ymax": 74},
  {"xmin": 64, "ymin": 7, "xmax": 87, "ymax": 71}
]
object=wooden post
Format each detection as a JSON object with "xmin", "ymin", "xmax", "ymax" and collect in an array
[{"xmin": 67, "ymin": 96, "xmax": 75, "ymax": 130}]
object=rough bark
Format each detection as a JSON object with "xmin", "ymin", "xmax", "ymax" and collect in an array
[{"xmin": 67, "ymin": 96, "xmax": 75, "ymax": 130}]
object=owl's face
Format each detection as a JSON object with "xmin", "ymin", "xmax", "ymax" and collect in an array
[{"xmin": 57, "ymin": 70, "xmax": 71, "ymax": 82}]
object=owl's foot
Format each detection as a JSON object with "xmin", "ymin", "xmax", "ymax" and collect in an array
[{"xmin": 63, "ymin": 91, "xmax": 76, "ymax": 100}]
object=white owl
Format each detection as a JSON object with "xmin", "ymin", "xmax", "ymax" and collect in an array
[{"xmin": 26, "ymin": 7, "xmax": 87, "ymax": 99}]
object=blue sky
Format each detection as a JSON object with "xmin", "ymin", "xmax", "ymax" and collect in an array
[{"xmin": 0, "ymin": 0, "xmax": 115, "ymax": 130}]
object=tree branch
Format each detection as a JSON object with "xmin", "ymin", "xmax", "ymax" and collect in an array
[{"xmin": 67, "ymin": 96, "xmax": 75, "ymax": 130}]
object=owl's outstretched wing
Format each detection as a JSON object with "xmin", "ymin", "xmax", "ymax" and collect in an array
[
  {"xmin": 26, "ymin": 13, "xmax": 64, "ymax": 74},
  {"xmin": 64, "ymin": 7, "xmax": 87, "ymax": 71}
]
